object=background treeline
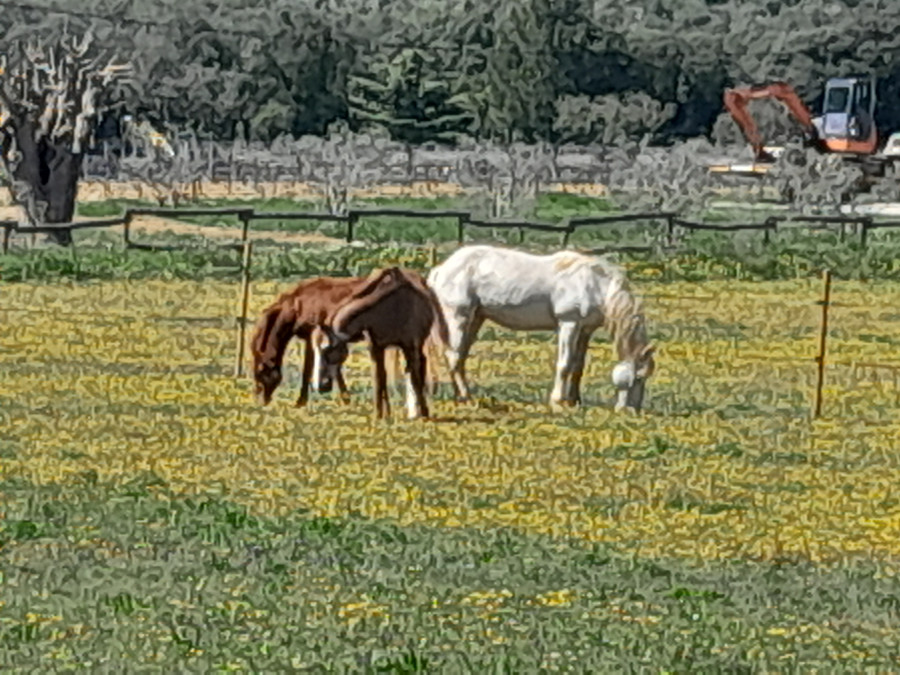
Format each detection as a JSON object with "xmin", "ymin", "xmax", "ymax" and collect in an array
[{"xmin": 3, "ymin": 0, "xmax": 900, "ymax": 147}]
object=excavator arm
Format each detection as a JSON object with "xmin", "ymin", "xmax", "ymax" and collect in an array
[{"xmin": 723, "ymin": 82, "xmax": 822, "ymax": 161}]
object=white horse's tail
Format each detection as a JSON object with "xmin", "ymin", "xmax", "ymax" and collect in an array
[{"xmin": 422, "ymin": 286, "xmax": 451, "ymax": 395}]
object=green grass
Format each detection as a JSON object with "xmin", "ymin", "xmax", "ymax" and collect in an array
[
  {"xmin": 8, "ymin": 192, "xmax": 900, "ymax": 285},
  {"xmin": 74, "ymin": 193, "xmax": 615, "ymax": 242},
  {"xmin": 0, "ymin": 235, "xmax": 439, "ymax": 283},
  {"xmin": 2, "ymin": 477, "xmax": 899, "ymax": 671},
  {"xmin": 3, "ymin": 223, "xmax": 900, "ymax": 285}
]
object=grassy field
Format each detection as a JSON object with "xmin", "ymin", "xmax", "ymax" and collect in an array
[
  {"xmin": 3, "ymin": 191, "xmax": 900, "ymax": 286},
  {"xmin": 3, "ymin": 274, "xmax": 900, "ymax": 669}
]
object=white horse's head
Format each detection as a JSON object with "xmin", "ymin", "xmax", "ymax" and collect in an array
[{"xmin": 611, "ymin": 344, "xmax": 655, "ymax": 412}]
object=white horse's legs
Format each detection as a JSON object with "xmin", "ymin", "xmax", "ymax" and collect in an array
[
  {"xmin": 567, "ymin": 329, "xmax": 593, "ymax": 404},
  {"xmin": 444, "ymin": 308, "xmax": 483, "ymax": 401},
  {"xmin": 550, "ymin": 322, "xmax": 581, "ymax": 406}
]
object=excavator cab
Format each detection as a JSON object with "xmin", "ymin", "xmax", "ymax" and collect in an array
[{"xmin": 816, "ymin": 76, "xmax": 877, "ymax": 154}]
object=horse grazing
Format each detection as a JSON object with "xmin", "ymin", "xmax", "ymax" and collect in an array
[
  {"xmin": 312, "ymin": 267, "xmax": 448, "ymax": 420},
  {"xmin": 426, "ymin": 244, "xmax": 656, "ymax": 411},
  {"xmin": 250, "ymin": 275, "xmax": 370, "ymax": 406}
]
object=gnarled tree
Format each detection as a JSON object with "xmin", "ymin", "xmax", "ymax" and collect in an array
[{"xmin": 0, "ymin": 32, "xmax": 127, "ymax": 245}]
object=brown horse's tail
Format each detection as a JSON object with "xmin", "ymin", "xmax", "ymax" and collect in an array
[{"xmin": 398, "ymin": 268, "xmax": 450, "ymax": 393}]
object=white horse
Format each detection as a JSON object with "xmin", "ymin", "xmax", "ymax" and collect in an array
[{"xmin": 426, "ymin": 245, "xmax": 656, "ymax": 410}]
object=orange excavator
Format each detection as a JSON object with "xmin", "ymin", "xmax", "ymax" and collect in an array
[{"xmin": 711, "ymin": 75, "xmax": 896, "ymax": 176}]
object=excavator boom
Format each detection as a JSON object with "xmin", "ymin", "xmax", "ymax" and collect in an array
[{"xmin": 723, "ymin": 82, "xmax": 821, "ymax": 161}]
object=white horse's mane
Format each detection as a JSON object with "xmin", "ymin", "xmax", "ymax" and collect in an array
[
  {"xmin": 582, "ymin": 253, "xmax": 648, "ymax": 360},
  {"xmin": 544, "ymin": 249, "xmax": 647, "ymax": 360}
]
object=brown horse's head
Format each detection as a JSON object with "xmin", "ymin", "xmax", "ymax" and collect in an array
[
  {"xmin": 311, "ymin": 324, "xmax": 351, "ymax": 394},
  {"xmin": 250, "ymin": 305, "xmax": 291, "ymax": 405},
  {"xmin": 253, "ymin": 357, "xmax": 282, "ymax": 405}
]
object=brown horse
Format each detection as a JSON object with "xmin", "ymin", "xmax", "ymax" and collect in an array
[
  {"xmin": 250, "ymin": 275, "xmax": 373, "ymax": 406},
  {"xmin": 312, "ymin": 267, "xmax": 449, "ymax": 420}
]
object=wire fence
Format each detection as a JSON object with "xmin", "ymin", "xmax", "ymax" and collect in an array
[{"xmin": 4, "ymin": 204, "xmax": 900, "ymax": 255}]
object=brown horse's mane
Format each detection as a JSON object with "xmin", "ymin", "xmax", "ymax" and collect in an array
[
  {"xmin": 330, "ymin": 268, "xmax": 449, "ymax": 348},
  {"xmin": 330, "ymin": 268, "xmax": 407, "ymax": 334},
  {"xmin": 250, "ymin": 276, "xmax": 365, "ymax": 365}
]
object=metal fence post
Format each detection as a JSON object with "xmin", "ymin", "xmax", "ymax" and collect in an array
[
  {"xmin": 1, "ymin": 224, "xmax": 11, "ymax": 254},
  {"xmin": 234, "ymin": 240, "xmax": 254, "ymax": 378},
  {"xmin": 123, "ymin": 211, "xmax": 132, "ymax": 249},
  {"xmin": 346, "ymin": 213, "xmax": 357, "ymax": 243},
  {"xmin": 813, "ymin": 269, "xmax": 832, "ymax": 419},
  {"xmin": 763, "ymin": 216, "xmax": 775, "ymax": 246},
  {"xmin": 860, "ymin": 217, "xmax": 871, "ymax": 249}
]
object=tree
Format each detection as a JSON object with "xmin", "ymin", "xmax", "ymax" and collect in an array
[
  {"xmin": 0, "ymin": 32, "xmax": 128, "ymax": 245},
  {"xmin": 347, "ymin": 47, "xmax": 469, "ymax": 144},
  {"xmin": 553, "ymin": 92, "xmax": 676, "ymax": 145},
  {"xmin": 447, "ymin": 0, "xmax": 557, "ymax": 142}
]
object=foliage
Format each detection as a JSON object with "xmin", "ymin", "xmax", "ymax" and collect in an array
[
  {"xmin": 5, "ymin": 0, "xmax": 900, "ymax": 146},
  {"xmin": 604, "ymin": 138, "xmax": 719, "ymax": 215},
  {"xmin": 554, "ymin": 92, "xmax": 678, "ymax": 146},
  {"xmin": 768, "ymin": 144, "xmax": 869, "ymax": 212},
  {"xmin": 347, "ymin": 47, "xmax": 469, "ymax": 144}
]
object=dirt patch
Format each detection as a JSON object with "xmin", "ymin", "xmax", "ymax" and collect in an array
[
  {"xmin": 0, "ymin": 180, "xmax": 471, "ymax": 206},
  {"xmin": 0, "ymin": 205, "xmax": 24, "ymax": 221},
  {"xmin": 0, "ymin": 207, "xmax": 342, "ymax": 246},
  {"xmin": 0, "ymin": 179, "xmax": 606, "ymax": 206},
  {"xmin": 129, "ymin": 216, "xmax": 343, "ymax": 245}
]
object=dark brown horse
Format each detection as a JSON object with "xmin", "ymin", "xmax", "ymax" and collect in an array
[
  {"xmin": 250, "ymin": 275, "xmax": 373, "ymax": 406},
  {"xmin": 312, "ymin": 267, "xmax": 449, "ymax": 420}
]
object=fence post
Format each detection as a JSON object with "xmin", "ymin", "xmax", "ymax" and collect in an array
[
  {"xmin": 346, "ymin": 213, "xmax": 358, "ymax": 243},
  {"xmin": 123, "ymin": 211, "xmax": 132, "ymax": 249},
  {"xmin": 234, "ymin": 240, "xmax": 254, "ymax": 378},
  {"xmin": 763, "ymin": 216, "xmax": 775, "ymax": 246},
  {"xmin": 562, "ymin": 223, "xmax": 573, "ymax": 248},
  {"xmin": 457, "ymin": 214, "xmax": 467, "ymax": 246},
  {"xmin": 1, "ymin": 224, "xmax": 11, "ymax": 254},
  {"xmin": 228, "ymin": 146, "xmax": 236, "ymax": 195},
  {"xmin": 860, "ymin": 217, "xmax": 871, "ymax": 249},
  {"xmin": 813, "ymin": 269, "xmax": 832, "ymax": 419},
  {"xmin": 665, "ymin": 214, "xmax": 675, "ymax": 246}
]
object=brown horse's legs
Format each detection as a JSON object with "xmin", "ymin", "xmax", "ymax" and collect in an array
[
  {"xmin": 371, "ymin": 346, "xmax": 389, "ymax": 419},
  {"xmin": 402, "ymin": 345, "xmax": 429, "ymax": 419},
  {"xmin": 389, "ymin": 348, "xmax": 404, "ymax": 394},
  {"xmin": 296, "ymin": 337, "xmax": 313, "ymax": 407},
  {"xmin": 417, "ymin": 350, "xmax": 430, "ymax": 418},
  {"xmin": 336, "ymin": 368, "xmax": 351, "ymax": 405}
]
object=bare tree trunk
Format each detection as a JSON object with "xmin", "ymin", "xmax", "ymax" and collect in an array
[
  {"xmin": 1, "ymin": 34, "xmax": 128, "ymax": 247},
  {"xmin": 7, "ymin": 121, "xmax": 81, "ymax": 246}
]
